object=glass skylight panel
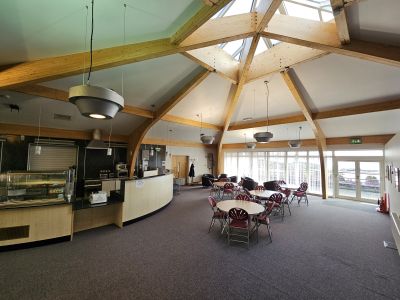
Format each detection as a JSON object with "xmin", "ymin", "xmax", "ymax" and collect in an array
[
  {"xmin": 221, "ymin": 39, "xmax": 244, "ymax": 56},
  {"xmin": 270, "ymin": 39, "xmax": 280, "ymax": 46},
  {"xmin": 255, "ymin": 38, "xmax": 268, "ymax": 55},
  {"xmin": 224, "ymin": 0, "xmax": 253, "ymax": 17},
  {"xmin": 284, "ymin": 1, "xmax": 321, "ymax": 21},
  {"xmin": 321, "ymin": 10, "xmax": 334, "ymax": 22}
]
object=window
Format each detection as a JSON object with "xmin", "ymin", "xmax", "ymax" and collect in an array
[
  {"xmin": 224, "ymin": 150, "xmax": 336, "ymax": 196},
  {"xmin": 334, "ymin": 150, "xmax": 384, "ymax": 157}
]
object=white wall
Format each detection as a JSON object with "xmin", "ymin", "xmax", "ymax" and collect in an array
[
  {"xmin": 384, "ymin": 133, "xmax": 400, "ymax": 255},
  {"xmin": 385, "ymin": 133, "xmax": 400, "ymax": 214},
  {"xmin": 165, "ymin": 145, "xmax": 216, "ymax": 182}
]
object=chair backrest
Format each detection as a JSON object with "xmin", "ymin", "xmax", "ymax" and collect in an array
[
  {"xmin": 269, "ymin": 193, "xmax": 283, "ymax": 204},
  {"xmin": 219, "ymin": 173, "xmax": 228, "ymax": 179},
  {"xmin": 235, "ymin": 193, "xmax": 251, "ymax": 201},
  {"xmin": 228, "ymin": 208, "xmax": 248, "ymax": 221},
  {"xmin": 224, "ymin": 182, "xmax": 234, "ymax": 189},
  {"xmin": 300, "ymin": 182, "xmax": 308, "ymax": 192},
  {"xmin": 243, "ymin": 187, "xmax": 252, "ymax": 197},
  {"xmin": 265, "ymin": 200, "xmax": 275, "ymax": 215},
  {"xmin": 255, "ymin": 185, "xmax": 265, "ymax": 191},
  {"xmin": 278, "ymin": 179, "xmax": 286, "ymax": 185},
  {"xmin": 282, "ymin": 188, "xmax": 291, "ymax": 198},
  {"xmin": 208, "ymin": 196, "xmax": 217, "ymax": 208}
]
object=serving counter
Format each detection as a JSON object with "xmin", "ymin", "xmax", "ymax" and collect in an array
[
  {"xmin": 0, "ymin": 173, "xmax": 173, "ymax": 249},
  {"xmin": 122, "ymin": 174, "xmax": 173, "ymax": 223}
]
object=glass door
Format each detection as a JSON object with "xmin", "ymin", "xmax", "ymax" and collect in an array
[
  {"xmin": 335, "ymin": 159, "xmax": 382, "ymax": 202},
  {"xmin": 359, "ymin": 161, "xmax": 381, "ymax": 201},
  {"xmin": 337, "ymin": 160, "xmax": 357, "ymax": 199}
]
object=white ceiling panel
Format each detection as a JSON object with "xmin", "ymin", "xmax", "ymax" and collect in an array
[
  {"xmin": 222, "ymin": 121, "xmax": 314, "ymax": 144},
  {"xmin": 146, "ymin": 120, "xmax": 220, "ymax": 144},
  {"xmin": 292, "ymin": 54, "xmax": 400, "ymax": 111},
  {"xmin": 231, "ymin": 75, "xmax": 301, "ymax": 123},
  {"xmin": 43, "ymin": 55, "xmax": 200, "ymax": 110},
  {"xmin": 319, "ymin": 110, "xmax": 400, "ymax": 138},
  {"xmin": 347, "ymin": 0, "xmax": 400, "ymax": 46},
  {"xmin": 0, "ymin": 91, "xmax": 143, "ymax": 135},
  {"xmin": 0, "ymin": 0, "xmax": 198, "ymax": 64},
  {"xmin": 168, "ymin": 73, "xmax": 232, "ymax": 125}
]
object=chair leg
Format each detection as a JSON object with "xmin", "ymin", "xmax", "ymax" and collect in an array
[
  {"xmin": 208, "ymin": 218, "xmax": 215, "ymax": 233},
  {"xmin": 305, "ymin": 194, "xmax": 309, "ymax": 206},
  {"xmin": 287, "ymin": 202, "xmax": 292, "ymax": 216},
  {"xmin": 267, "ymin": 224, "xmax": 272, "ymax": 242},
  {"xmin": 290, "ymin": 194, "xmax": 295, "ymax": 203}
]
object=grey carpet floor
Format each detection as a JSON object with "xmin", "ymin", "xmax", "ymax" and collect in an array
[{"xmin": 1, "ymin": 186, "xmax": 399, "ymax": 300}]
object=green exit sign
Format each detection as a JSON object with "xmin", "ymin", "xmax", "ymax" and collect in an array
[{"xmin": 350, "ymin": 137, "xmax": 362, "ymax": 144}]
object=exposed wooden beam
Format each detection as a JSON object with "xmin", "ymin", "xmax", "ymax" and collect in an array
[
  {"xmin": 0, "ymin": 123, "xmax": 128, "ymax": 143},
  {"xmin": 263, "ymin": 14, "xmax": 400, "ymax": 68},
  {"xmin": 281, "ymin": 68, "xmax": 328, "ymax": 199},
  {"xmin": 179, "ymin": 12, "xmax": 256, "ymax": 49},
  {"xmin": 330, "ymin": 0, "xmax": 350, "ymax": 44},
  {"xmin": 255, "ymin": 0, "xmax": 282, "ymax": 33},
  {"xmin": 246, "ymin": 43, "xmax": 326, "ymax": 83},
  {"xmin": 0, "ymin": 13, "xmax": 256, "ymax": 89},
  {"xmin": 142, "ymin": 137, "xmax": 216, "ymax": 148},
  {"xmin": 217, "ymin": 34, "xmax": 261, "ymax": 174},
  {"xmin": 313, "ymin": 98, "xmax": 400, "ymax": 120},
  {"xmin": 182, "ymin": 46, "xmax": 239, "ymax": 83},
  {"xmin": 11, "ymin": 84, "xmax": 223, "ymax": 130},
  {"xmin": 229, "ymin": 114, "xmax": 306, "ymax": 131},
  {"xmin": 229, "ymin": 97, "xmax": 400, "ymax": 131},
  {"xmin": 128, "ymin": 69, "xmax": 210, "ymax": 177},
  {"xmin": 161, "ymin": 114, "xmax": 222, "ymax": 131},
  {"xmin": 221, "ymin": 134, "xmax": 395, "ymax": 149},
  {"xmin": 171, "ymin": 0, "xmax": 234, "ymax": 45}
]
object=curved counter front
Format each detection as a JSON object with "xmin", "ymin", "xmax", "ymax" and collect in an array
[{"xmin": 122, "ymin": 174, "xmax": 173, "ymax": 223}]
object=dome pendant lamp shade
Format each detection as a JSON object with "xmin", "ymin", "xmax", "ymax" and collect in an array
[
  {"xmin": 288, "ymin": 126, "xmax": 302, "ymax": 149},
  {"xmin": 200, "ymin": 134, "xmax": 215, "ymax": 145},
  {"xmin": 69, "ymin": 85, "xmax": 124, "ymax": 119},
  {"xmin": 254, "ymin": 132, "xmax": 273, "ymax": 143}
]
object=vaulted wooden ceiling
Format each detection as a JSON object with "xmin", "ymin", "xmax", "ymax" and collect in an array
[{"xmin": 0, "ymin": 0, "xmax": 399, "ymax": 148}]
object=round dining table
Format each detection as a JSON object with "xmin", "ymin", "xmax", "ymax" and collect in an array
[
  {"xmin": 249, "ymin": 190, "xmax": 284, "ymax": 199},
  {"xmin": 213, "ymin": 181, "xmax": 238, "ymax": 188},
  {"xmin": 216, "ymin": 200, "xmax": 264, "ymax": 215}
]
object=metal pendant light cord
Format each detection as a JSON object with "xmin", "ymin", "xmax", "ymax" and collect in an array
[
  {"xmin": 264, "ymin": 81, "xmax": 270, "ymax": 130},
  {"xmin": 87, "ymin": 0, "xmax": 94, "ymax": 84}
]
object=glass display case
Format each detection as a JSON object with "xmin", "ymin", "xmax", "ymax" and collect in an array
[{"xmin": 0, "ymin": 170, "xmax": 75, "ymax": 204}]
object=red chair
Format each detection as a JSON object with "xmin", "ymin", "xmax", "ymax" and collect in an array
[
  {"xmin": 255, "ymin": 185, "xmax": 265, "ymax": 191},
  {"xmin": 222, "ymin": 182, "xmax": 234, "ymax": 199},
  {"xmin": 281, "ymin": 188, "xmax": 292, "ymax": 216},
  {"xmin": 253, "ymin": 200, "xmax": 274, "ymax": 242},
  {"xmin": 235, "ymin": 193, "xmax": 251, "ymax": 201},
  {"xmin": 228, "ymin": 208, "xmax": 250, "ymax": 248},
  {"xmin": 268, "ymin": 193, "xmax": 284, "ymax": 220},
  {"xmin": 208, "ymin": 179, "xmax": 219, "ymax": 197},
  {"xmin": 207, "ymin": 196, "xmax": 226, "ymax": 232},
  {"xmin": 291, "ymin": 182, "xmax": 309, "ymax": 206}
]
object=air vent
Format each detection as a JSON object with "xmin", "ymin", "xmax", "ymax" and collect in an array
[
  {"xmin": 54, "ymin": 113, "xmax": 72, "ymax": 121},
  {"xmin": 0, "ymin": 225, "xmax": 29, "ymax": 241}
]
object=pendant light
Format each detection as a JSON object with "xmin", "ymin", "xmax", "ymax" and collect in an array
[
  {"xmin": 107, "ymin": 121, "xmax": 112, "ymax": 156},
  {"xmin": 254, "ymin": 81, "xmax": 273, "ymax": 143},
  {"xmin": 244, "ymin": 133, "xmax": 256, "ymax": 149},
  {"xmin": 288, "ymin": 126, "xmax": 302, "ymax": 149},
  {"xmin": 68, "ymin": 0, "xmax": 124, "ymax": 119},
  {"xmin": 35, "ymin": 106, "xmax": 42, "ymax": 155},
  {"xmin": 198, "ymin": 113, "xmax": 215, "ymax": 144}
]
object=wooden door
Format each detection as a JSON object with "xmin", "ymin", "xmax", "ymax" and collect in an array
[{"xmin": 172, "ymin": 155, "xmax": 188, "ymax": 185}]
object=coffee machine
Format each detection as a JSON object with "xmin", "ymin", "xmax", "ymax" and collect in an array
[{"xmin": 115, "ymin": 163, "xmax": 128, "ymax": 178}]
